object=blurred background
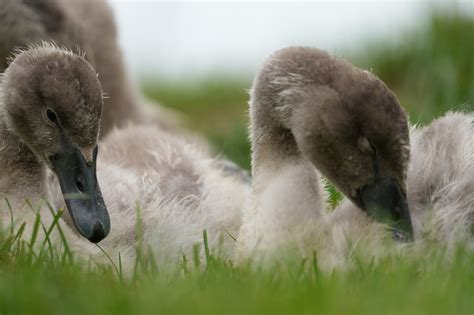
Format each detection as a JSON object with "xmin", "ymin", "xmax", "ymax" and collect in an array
[{"xmin": 108, "ymin": 1, "xmax": 473, "ymax": 171}]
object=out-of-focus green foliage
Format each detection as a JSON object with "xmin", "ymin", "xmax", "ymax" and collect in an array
[{"xmin": 354, "ymin": 11, "xmax": 474, "ymax": 123}]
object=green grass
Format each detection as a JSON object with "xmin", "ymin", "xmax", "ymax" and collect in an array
[
  {"xmin": 1, "ymin": 217, "xmax": 474, "ymax": 315},
  {"xmin": 1, "ymin": 11, "xmax": 473, "ymax": 315}
]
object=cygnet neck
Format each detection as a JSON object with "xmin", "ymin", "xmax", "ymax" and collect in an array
[{"xmin": 0, "ymin": 111, "xmax": 45, "ymax": 198}]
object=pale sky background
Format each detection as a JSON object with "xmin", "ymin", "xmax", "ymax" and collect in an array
[{"xmin": 107, "ymin": 1, "xmax": 473, "ymax": 82}]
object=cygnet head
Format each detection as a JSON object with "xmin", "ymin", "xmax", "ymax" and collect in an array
[
  {"xmin": 252, "ymin": 47, "xmax": 413, "ymax": 238},
  {"xmin": 1, "ymin": 44, "xmax": 110, "ymax": 243}
]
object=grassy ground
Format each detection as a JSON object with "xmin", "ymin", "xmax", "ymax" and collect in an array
[
  {"xmin": 1, "ymin": 11, "xmax": 473, "ymax": 315},
  {"xmin": 1, "ymin": 217, "xmax": 474, "ymax": 315}
]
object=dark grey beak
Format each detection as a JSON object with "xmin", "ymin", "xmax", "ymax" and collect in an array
[
  {"xmin": 357, "ymin": 177, "xmax": 414, "ymax": 241},
  {"xmin": 50, "ymin": 142, "xmax": 110, "ymax": 243}
]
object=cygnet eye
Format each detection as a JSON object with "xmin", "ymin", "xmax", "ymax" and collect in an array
[
  {"xmin": 357, "ymin": 136, "xmax": 374, "ymax": 155},
  {"xmin": 46, "ymin": 108, "xmax": 58, "ymax": 124}
]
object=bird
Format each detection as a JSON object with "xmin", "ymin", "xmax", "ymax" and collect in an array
[
  {"xmin": 0, "ymin": 0, "xmax": 182, "ymax": 138},
  {"xmin": 235, "ymin": 47, "xmax": 473, "ymax": 270},
  {"xmin": 0, "ymin": 44, "xmax": 247, "ymax": 271},
  {"xmin": 0, "ymin": 44, "xmax": 110, "ymax": 244}
]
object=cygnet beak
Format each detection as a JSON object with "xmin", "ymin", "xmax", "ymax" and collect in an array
[
  {"xmin": 50, "ymin": 137, "xmax": 110, "ymax": 243},
  {"xmin": 357, "ymin": 177, "xmax": 414, "ymax": 241}
]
